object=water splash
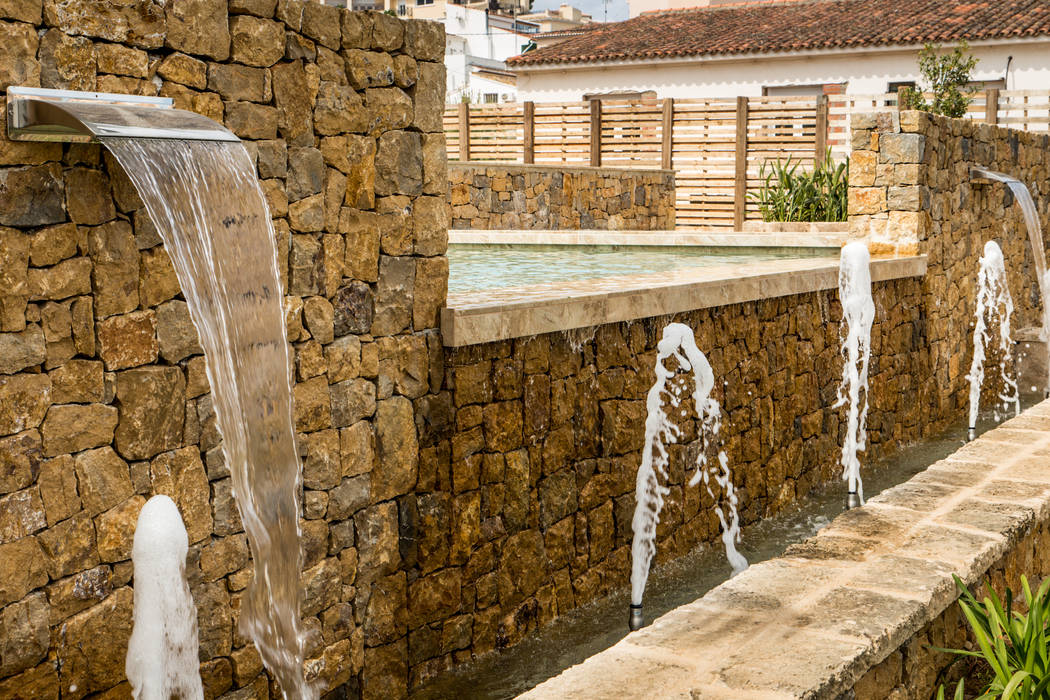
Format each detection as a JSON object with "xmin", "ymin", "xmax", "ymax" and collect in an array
[
  {"xmin": 126, "ymin": 495, "xmax": 203, "ymax": 700},
  {"xmin": 834, "ymin": 242, "xmax": 875, "ymax": 506},
  {"xmin": 971, "ymin": 168, "xmax": 1050, "ymax": 393},
  {"xmin": 630, "ymin": 323, "xmax": 747, "ymax": 619},
  {"xmin": 967, "ymin": 241, "xmax": 1020, "ymax": 434},
  {"xmin": 102, "ymin": 138, "xmax": 312, "ymax": 698}
]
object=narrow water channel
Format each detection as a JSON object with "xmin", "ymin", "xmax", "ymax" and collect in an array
[{"xmin": 412, "ymin": 407, "xmax": 1020, "ymax": 700}]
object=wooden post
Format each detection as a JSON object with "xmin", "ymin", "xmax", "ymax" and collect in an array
[
  {"xmin": 661, "ymin": 97, "xmax": 673, "ymax": 170},
  {"xmin": 589, "ymin": 99, "xmax": 602, "ymax": 167},
  {"xmin": 814, "ymin": 94, "xmax": 828, "ymax": 165},
  {"xmin": 733, "ymin": 96, "xmax": 748, "ymax": 230},
  {"xmin": 523, "ymin": 101, "xmax": 535, "ymax": 164},
  {"xmin": 458, "ymin": 102, "xmax": 470, "ymax": 162},
  {"xmin": 985, "ymin": 88, "xmax": 1000, "ymax": 125}
]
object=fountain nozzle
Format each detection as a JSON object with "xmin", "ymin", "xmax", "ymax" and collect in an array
[
  {"xmin": 967, "ymin": 426, "xmax": 976, "ymax": 442},
  {"xmin": 846, "ymin": 491, "xmax": 861, "ymax": 510},
  {"xmin": 629, "ymin": 604, "xmax": 644, "ymax": 631}
]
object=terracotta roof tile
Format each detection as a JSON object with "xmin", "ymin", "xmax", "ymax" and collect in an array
[{"xmin": 507, "ymin": 0, "xmax": 1050, "ymax": 66}]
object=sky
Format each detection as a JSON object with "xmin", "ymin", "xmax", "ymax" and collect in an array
[{"xmin": 529, "ymin": 0, "xmax": 630, "ymax": 24}]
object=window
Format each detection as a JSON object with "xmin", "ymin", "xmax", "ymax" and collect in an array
[
  {"xmin": 415, "ymin": 0, "xmax": 433, "ymax": 5},
  {"xmin": 887, "ymin": 81, "xmax": 917, "ymax": 94},
  {"xmin": 397, "ymin": 3, "xmax": 407, "ymax": 14},
  {"xmin": 484, "ymin": 93, "xmax": 499, "ymax": 104}
]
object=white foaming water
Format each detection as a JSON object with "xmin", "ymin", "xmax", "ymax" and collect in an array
[
  {"xmin": 972, "ymin": 169, "xmax": 1050, "ymax": 392},
  {"xmin": 834, "ymin": 243, "xmax": 875, "ymax": 504},
  {"xmin": 102, "ymin": 138, "xmax": 312, "ymax": 698},
  {"xmin": 630, "ymin": 323, "xmax": 747, "ymax": 609},
  {"xmin": 126, "ymin": 495, "xmax": 204, "ymax": 700},
  {"xmin": 967, "ymin": 241, "xmax": 1020, "ymax": 428}
]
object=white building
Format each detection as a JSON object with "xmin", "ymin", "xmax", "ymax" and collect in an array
[
  {"xmin": 508, "ymin": 0, "xmax": 1050, "ymax": 102},
  {"xmin": 443, "ymin": 4, "xmax": 540, "ymax": 103}
]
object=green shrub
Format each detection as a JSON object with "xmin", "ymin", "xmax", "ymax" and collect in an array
[
  {"xmin": 748, "ymin": 149, "xmax": 848, "ymax": 223},
  {"xmin": 934, "ymin": 574, "xmax": 1050, "ymax": 699},
  {"xmin": 899, "ymin": 42, "xmax": 979, "ymax": 119}
]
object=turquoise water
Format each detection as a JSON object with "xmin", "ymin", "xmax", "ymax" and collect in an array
[{"xmin": 447, "ymin": 244, "xmax": 838, "ymax": 294}]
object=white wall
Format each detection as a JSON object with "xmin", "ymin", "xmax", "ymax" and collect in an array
[
  {"xmin": 514, "ymin": 41, "xmax": 1050, "ymax": 102},
  {"xmin": 444, "ymin": 5, "xmax": 530, "ymax": 102}
]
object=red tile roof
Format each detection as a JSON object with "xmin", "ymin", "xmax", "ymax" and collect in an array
[{"xmin": 507, "ymin": 0, "xmax": 1050, "ymax": 66}]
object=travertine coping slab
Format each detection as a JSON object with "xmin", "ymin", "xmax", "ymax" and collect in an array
[
  {"xmin": 518, "ymin": 402, "xmax": 1050, "ymax": 700},
  {"xmin": 442, "ymin": 256, "xmax": 926, "ymax": 347},
  {"xmin": 448, "ymin": 229, "xmax": 848, "ymax": 248}
]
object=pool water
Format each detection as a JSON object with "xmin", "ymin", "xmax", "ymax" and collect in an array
[{"xmin": 447, "ymin": 244, "xmax": 839, "ymax": 294}]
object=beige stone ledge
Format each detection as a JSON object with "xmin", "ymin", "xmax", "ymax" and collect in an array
[
  {"xmin": 448, "ymin": 161, "xmax": 675, "ymax": 178},
  {"xmin": 441, "ymin": 255, "xmax": 925, "ymax": 347},
  {"xmin": 742, "ymin": 221, "xmax": 850, "ymax": 234},
  {"xmin": 449, "ymin": 229, "xmax": 848, "ymax": 248},
  {"xmin": 518, "ymin": 401, "xmax": 1050, "ymax": 699}
]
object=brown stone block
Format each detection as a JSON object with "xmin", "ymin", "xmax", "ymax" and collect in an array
[
  {"xmin": 150, "ymin": 447, "xmax": 212, "ymax": 544},
  {"xmin": 0, "ymin": 591, "xmax": 49, "ymax": 677},
  {"xmin": 294, "ymin": 375, "xmax": 333, "ymax": 432},
  {"xmin": 230, "ymin": 14, "xmax": 285, "ymax": 66},
  {"xmin": 43, "ymin": 0, "xmax": 164, "ymax": 48},
  {"xmin": 138, "ymin": 245, "xmax": 180, "ymax": 307},
  {"xmin": 0, "ymin": 325, "xmax": 45, "ymax": 374},
  {"xmin": 165, "ymin": 0, "xmax": 230, "ymax": 60},
  {"xmin": 154, "ymin": 51, "xmax": 207, "ymax": 87},
  {"xmin": 344, "ymin": 49, "xmax": 394, "ymax": 90},
  {"xmin": 373, "ymin": 396, "xmax": 418, "ymax": 502},
  {"xmin": 155, "ymin": 300, "xmax": 203, "ymax": 363},
  {"xmin": 0, "ymin": 164, "xmax": 65, "ymax": 228},
  {"xmin": 0, "ymin": 661, "xmax": 59, "ymax": 699},
  {"xmin": 409, "ymin": 569, "xmax": 462, "ymax": 629},
  {"xmin": 361, "ymin": 638, "xmax": 407, "ymax": 700},
  {"xmin": 40, "ymin": 403, "xmax": 116, "ymax": 457},
  {"xmin": 272, "ymin": 59, "xmax": 318, "ymax": 142},
  {"xmin": 94, "ymin": 43, "xmax": 148, "ymax": 79},
  {"xmin": 73, "ymin": 446, "xmax": 133, "ymax": 517},
  {"xmin": 404, "ymin": 20, "xmax": 444, "ymax": 62},
  {"xmin": 315, "ymin": 80, "xmax": 368, "ymax": 135},
  {"xmin": 413, "ymin": 62, "xmax": 445, "ymax": 134},
  {"xmin": 113, "ymin": 365, "xmax": 184, "ymax": 460},
  {"xmin": 192, "ymin": 579, "xmax": 232, "ymax": 659},
  {"xmin": 94, "ymin": 494, "xmax": 145, "ymax": 563},
  {"xmin": 0, "ymin": 20, "xmax": 41, "ymax": 91},
  {"xmin": 87, "ymin": 219, "xmax": 139, "ymax": 317},
  {"xmin": 39, "ymin": 28, "xmax": 95, "ymax": 92},
  {"xmin": 37, "ymin": 512, "xmax": 97, "ymax": 579},
  {"xmin": 97, "ymin": 310, "xmax": 158, "ymax": 371},
  {"xmin": 370, "ymin": 11, "xmax": 404, "ymax": 51}
]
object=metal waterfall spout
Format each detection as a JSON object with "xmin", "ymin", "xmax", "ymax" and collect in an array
[{"xmin": 5, "ymin": 87, "xmax": 316, "ymax": 699}]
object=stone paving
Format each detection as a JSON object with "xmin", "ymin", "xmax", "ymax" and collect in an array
[{"xmin": 522, "ymin": 402, "xmax": 1050, "ymax": 699}]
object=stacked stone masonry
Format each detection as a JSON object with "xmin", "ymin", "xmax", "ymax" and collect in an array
[
  {"xmin": 448, "ymin": 163, "xmax": 676, "ymax": 231},
  {"xmin": 503, "ymin": 111, "xmax": 1050, "ymax": 698},
  {"xmin": 0, "ymin": 1, "xmax": 449, "ymax": 698}
]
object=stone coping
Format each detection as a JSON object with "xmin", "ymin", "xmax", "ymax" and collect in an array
[
  {"xmin": 519, "ymin": 403, "xmax": 1050, "ymax": 699},
  {"xmin": 441, "ymin": 255, "xmax": 925, "ymax": 347},
  {"xmin": 741, "ymin": 221, "xmax": 848, "ymax": 233},
  {"xmin": 449, "ymin": 229, "xmax": 848, "ymax": 248},
  {"xmin": 448, "ymin": 161, "xmax": 675, "ymax": 177}
]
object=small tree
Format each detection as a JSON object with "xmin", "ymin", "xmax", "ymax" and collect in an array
[{"xmin": 900, "ymin": 42, "xmax": 980, "ymax": 118}]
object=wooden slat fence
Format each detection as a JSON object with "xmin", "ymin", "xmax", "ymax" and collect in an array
[{"xmin": 447, "ymin": 89, "xmax": 1050, "ymax": 228}]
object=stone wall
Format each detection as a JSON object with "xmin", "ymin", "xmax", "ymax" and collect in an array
[
  {"xmin": 849, "ymin": 110, "xmax": 1050, "ymax": 415},
  {"xmin": 448, "ymin": 162, "xmax": 675, "ymax": 231},
  {"xmin": 462, "ymin": 111, "xmax": 1050, "ymax": 699},
  {"xmin": 406, "ymin": 112, "xmax": 1050, "ymax": 692},
  {"xmin": 518, "ymin": 406, "xmax": 1050, "ymax": 699},
  {"xmin": 0, "ymin": 2, "xmax": 448, "ymax": 698}
]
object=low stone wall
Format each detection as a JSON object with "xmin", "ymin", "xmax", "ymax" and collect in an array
[
  {"xmin": 521, "ymin": 405, "xmax": 1050, "ymax": 699},
  {"xmin": 448, "ymin": 162, "xmax": 675, "ymax": 231},
  {"xmin": 0, "ymin": 3, "xmax": 448, "ymax": 698},
  {"xmin": 479, "ymin": 110, "xmax": 1050, "ymax": 698}
]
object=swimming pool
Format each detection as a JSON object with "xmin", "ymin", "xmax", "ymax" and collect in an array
[{"xmin": 446, "ymin": 243, "xmax": 839, "ymax": 293}]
